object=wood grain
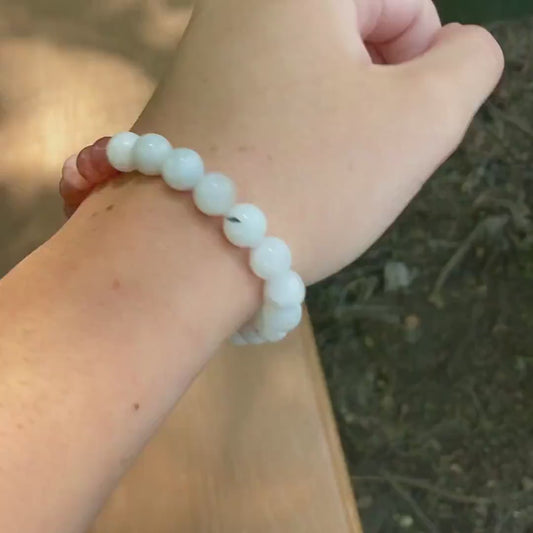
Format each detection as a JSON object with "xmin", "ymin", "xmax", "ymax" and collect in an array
[{"xmin": 0, "ymin": 3, "xmax": 362, "ymax": 531}]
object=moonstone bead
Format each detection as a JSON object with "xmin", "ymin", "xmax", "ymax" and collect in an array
[
  {"xmin": 261, "ymin": 302, "xmax": 302, "ymax": 332},
  {"xmin": 238, "ymin": 323, "xmax": 266, "ymax": 345},
  {"xmin": 193, "ymin": 172, "xmax": 236, "ymax": 216},
  {"xmin": 256, "ymin": 315, "xmax": 287, "ymax": 343},
  {"xmin": 223, "ymin": 204, "xmax": 267, "ymax": 248},
  {"xmin": 250, "ymin": 237, "xmax": 292, "ymax": 280},
  {"xmin": 230, "ymin": 333, "xmax": 247, "ymax": 345},
  {"xmin": 264, "ymin": 270, "xmax": 306, "ymax": 307},
  {"xmin": 132, "ymin": 133, "xmax": 173, "ymax": 175},
  {"xmin": 162, "ymin": 148, "xmax": 204, "ymax": 191},
  {"xmin": 106, "ymin": 131, "xmax": 139, "ymax": 172}
]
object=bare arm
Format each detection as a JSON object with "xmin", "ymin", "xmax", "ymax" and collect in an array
[{"xmin": 0, "ymin": 0, "xmax": 503, "ymax": 531}]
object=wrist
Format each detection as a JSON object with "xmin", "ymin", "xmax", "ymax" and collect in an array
[{"xmin": 55, "ymin": 174, "xmax": 261, "ymax": 362}]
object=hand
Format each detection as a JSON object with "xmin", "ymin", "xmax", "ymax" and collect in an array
[{"xmin": 134, "ymin": 0, "xmax": 503, "ymax": 284}]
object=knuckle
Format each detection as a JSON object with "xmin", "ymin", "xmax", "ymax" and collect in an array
[{"xmin": 462, "ymin": 25, "xmax": 505, "ymax": 76}]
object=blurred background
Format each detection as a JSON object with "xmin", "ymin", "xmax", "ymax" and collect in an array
[{"xmin": 1, "ymin": 1, "xmax": 532, "ymax": 532}]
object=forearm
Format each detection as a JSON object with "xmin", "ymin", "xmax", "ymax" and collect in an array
[{"xmin": 0, "ymin": 175, "xmax": 260, "ymax": 531}]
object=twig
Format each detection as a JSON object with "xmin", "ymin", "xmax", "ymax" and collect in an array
[
  {"xmin": 429, "ymin": 220, "xmax": 485, "ymax": 302},
  {"xmin": 382, "ymin": 472, "xmax": 438, "ymax": 532},
  {"xmin": 355, "ymin": 474, "xmax": 491, "ymax": 506},
  {"xmin": 430, "ymin": 216, "xmax": 509, "ymax": 303}
]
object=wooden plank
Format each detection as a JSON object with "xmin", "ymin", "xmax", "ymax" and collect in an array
[
  {"xmin": 91, "ymin": 319, "xmax": 361, "ymax": 532},
  {"xmin": 0, "ymin": 3, "xmax": 362, "ymax": 531}
]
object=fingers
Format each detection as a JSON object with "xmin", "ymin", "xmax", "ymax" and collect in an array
[
  {"xmin": 399, "ymin": 23, "xmax": 504, "ymax": 139},
  {"xmin": 356, "ymin": 0, "xmax": 441, "ymax": 63}
]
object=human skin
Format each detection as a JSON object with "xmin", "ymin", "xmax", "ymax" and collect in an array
[{"xmin": 0, "ymin": 1, "xmax": 503, "ymax": 532}]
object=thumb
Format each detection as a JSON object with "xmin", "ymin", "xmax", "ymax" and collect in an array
[{"xmin": 398, "ymin": 23, "xmax": 504, "ymax": 145}]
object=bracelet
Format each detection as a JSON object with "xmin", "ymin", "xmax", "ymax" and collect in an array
[{"xmin": 59, "ymin": 133, "xmax": 305, "ymax": 345}]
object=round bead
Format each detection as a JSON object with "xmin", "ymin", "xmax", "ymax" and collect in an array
[
  {"xmin": 106, "ymin": 132, "xmax": 139, "ymax": 172},
  {"xmin": 261, "ymin": 302, "xmax": 302, "ymax": 333},
  {"xmin": 76, "ymin": 146, "xmax": 99, "ymax": 183},
  {"xmin": 239, "ymin": 323, "xmax": 266, "ymax": 345},
  {"xmin": 61, "ymin": 154, "xmax": 89, "ymax": 195},
  {"xmin": 162, "ymin": 148, "xmax": 204, "ymax": 191},
  {"xmin": 264, "ymin": 270, "xmax": 306, "ymax": 307},
  {"xmin": 230, "ymin": 333, "xmax": 247, "ymax": 346},
  {"xmin": 250, "ymin": 237, "xmax": 292, "ymax": 280},
  {"xmin": 91, "ymin": 137, "xmax": 120, "ymax": 181},
  {"xmin": 256, "ymin": 316, "xmax": 287, "ymax": 343},
  {"xmin": 132, "ymin": 133, "xmax": 173, "ymax": 175},
  {"xmin": 193, "ymin": 172, "xmax": 236, "ymax": 216},
  {"xmin": 263, "ymin": 330, "xmax": 287, "ymax": 342},
  {"xmin": 223, "ymin": 204, "xmax": 267, "ymax": 248}
]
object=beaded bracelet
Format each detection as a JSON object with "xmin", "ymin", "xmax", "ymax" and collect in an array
[{"xmin": 59, "ymin": 133, "xmax": 305, "ymax": 345}]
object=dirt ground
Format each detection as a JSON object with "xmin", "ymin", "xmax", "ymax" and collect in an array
[{"xmin": 308, "ymin": 18, "xmax": 533, "ymax": 533}]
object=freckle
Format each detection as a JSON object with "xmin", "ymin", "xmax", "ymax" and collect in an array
[
  {"xmin": 210, "ymin": 144, "xmax": 218, "ymax": 153},
  {"xmin": 106, "ymin": 204, "xmax": 114, "ymax": 211},
  {"xmin": 16, "ymin": 423, "xmax": 23, "ymax": 430},
  {"xmin": 238, "ymin": 145, "xmax": 252, "ymax": 152},
  {"xmin": 90, "ymin": 211, "xmax": 99, "ymax": 218},
  {"xmin": 112, "ymin": 279, "xmax": 121, "ymax": 290},
  {"xmin": 267, "ymin": 154, "xmax": 273, "ymax": 161},
  {"xmin": 133, "ymin": 403, "xmax": 140, "ymax": 411}
]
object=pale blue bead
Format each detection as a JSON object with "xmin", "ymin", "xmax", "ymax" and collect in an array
[
  {"xmin": 223, "ymin": 204, "xmax": 267, "ymax": 248},
  {"xmin": 250, "ymin": 237, "xmax": 292, "ymax": 280},
  {"xmin": 193, "ymin": 173, "xmax": 236, "ymax": 216},
  {"xmin": 106, "ymin": 132, "xmax": 139, "ymax": 172},
  {"xmin": 239, "ymin": 323, "xmax": 266, "ymax": 345},
  {"xmin": 263, "ymin": 330, "xmax": 287, "ymax": 342},
  {"xmin": 162, "ymin": 148, "xmax": 204, "ymax": 191},
  {"xmin": 132, "ymin": 133, "xmax": 173, "ymax": 175},
  {"xmin": 261, "ymin": 302, "xmax": 302, "ymax": 332},
  {"xmin": 256, "ymin": 315, "xmax": 287, "ymax": 342},
  {"xmin": 230, "ymin": 333, "xmax": 247, "ymax": 345},
  {"xmin": 264, "ymin": 270, "xmax": 306, "ymax": 307}
]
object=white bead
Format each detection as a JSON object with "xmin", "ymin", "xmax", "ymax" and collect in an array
[
  {"xmin": 106, "ymin": 132, "xmax": 139, "ymax": 172},
  {"xmin": 256, "ymin": 315, "xmax": 287, "ymax": 343},
  {"xmin": 223, "ymin": 204, "xmax": 267, "ymax": 248},
  {"xmin": 230, "ymin": 333, "xmax": 247, "ymax": 345},
  {"xmin": 250, "ymin": 237, "xmax": 292, "ymax": 280},
  {"xmin": 132, "ymin": 133, "xmax": 173, "ymax": 176},
  {"xmin": 239, "ymin": 323, "xmax": 266, "ymax": 345},
  {"xmin": 264, "ymin": 270, "xmax": 306, "ymax": 307},
  {"xmin": 264, "ymin": 330, "xmax": 287, "ymax": 342},
  {"xmin": 261, "ymin": 302, "xmax": 302, "ymax": 332},
  {"xmin": 193, "ymin": 173, "xmax": 236, "ymax": 216},
  {"xmin": 162, "ymin": 148, "xmax": 204, "ymax": 191}
]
